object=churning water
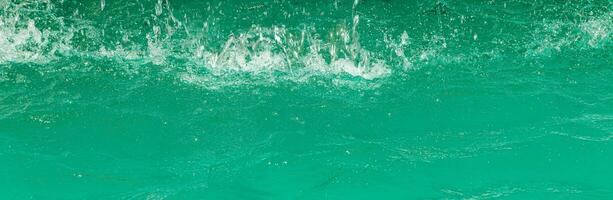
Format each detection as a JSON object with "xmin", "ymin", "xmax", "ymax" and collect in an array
[{"xmin": 1, "ymin": 0, "xmax": 612, "ymax": 199}]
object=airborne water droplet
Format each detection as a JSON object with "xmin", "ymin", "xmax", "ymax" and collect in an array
[
  {"xmin": 401, "ymin": 31, "xmax": 409, "ymax": 45},
  {"xmin": 155, "ymin": 0, "xmax": 163, "ymax": 16},
  {"xmin": 100, "ymin": 0, "xmax": 105, "ymax": 11}
]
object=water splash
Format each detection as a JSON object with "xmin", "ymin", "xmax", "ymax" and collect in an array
[
  {"xmin": 0, "ymin": 0, "xmax": 610, "ymax": 88},
  {"xmin": 526, "ymin": 11, "xmax": 612, "ymax": 56},
  {"xmin": 581, "ymin": 11, "xmax": 612, "ymax": 47}
]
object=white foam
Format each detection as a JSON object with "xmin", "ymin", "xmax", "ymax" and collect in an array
[
  {"xmin": 182, "ymin": 25, "xmax": 394, "ymax": 85},
  {"xmin": 0, "ymin": 18, "xmax": 47, "ymax": 63},
  {"xmin": 0, "ymin": 0, "xmax": 418, "ymax": 89},
  {"xmin": 580, "ymin": 12, "xmax": 612, "ymax": 47}
]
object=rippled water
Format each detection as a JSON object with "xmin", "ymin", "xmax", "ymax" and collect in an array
[{"xmin": 1, "ymin": 0, "xmax": 612, "ymax": 199}]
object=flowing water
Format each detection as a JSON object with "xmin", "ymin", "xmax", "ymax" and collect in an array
[{"xmin": 1, "ymin": 0, "xmax": 612, "ymax": 199}]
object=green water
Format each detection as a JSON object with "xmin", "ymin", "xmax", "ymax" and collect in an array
[{"xmin": 1, "ymin": 0, "xmax": 612, "ymax": 199}]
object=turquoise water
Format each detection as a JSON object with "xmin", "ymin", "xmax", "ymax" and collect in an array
[{"xmin": 1, "ymin": 0, "xmax": 612, "ymax": 199}]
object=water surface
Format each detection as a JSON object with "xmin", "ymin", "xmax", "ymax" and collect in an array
[{"xmin": 1, "ymin": 0, "xmax": 612, "ymax": 199}]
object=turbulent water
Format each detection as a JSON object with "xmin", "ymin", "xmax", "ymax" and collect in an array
[{"xmin": 1, "ymin": 0, "xmax": 612, "ymax": 199}]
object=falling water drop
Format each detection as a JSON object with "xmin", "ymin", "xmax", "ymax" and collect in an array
[
  {"xmin": 401, "ymin": 31, "xmax": 409, "ymax": 45},
  {"xmin": 155, "ymin": 0, "xmax": 163, "ymax": 16},
  {"xmin": 100, "ymin": 0, "xmax": 105, "ymax": 11}
]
